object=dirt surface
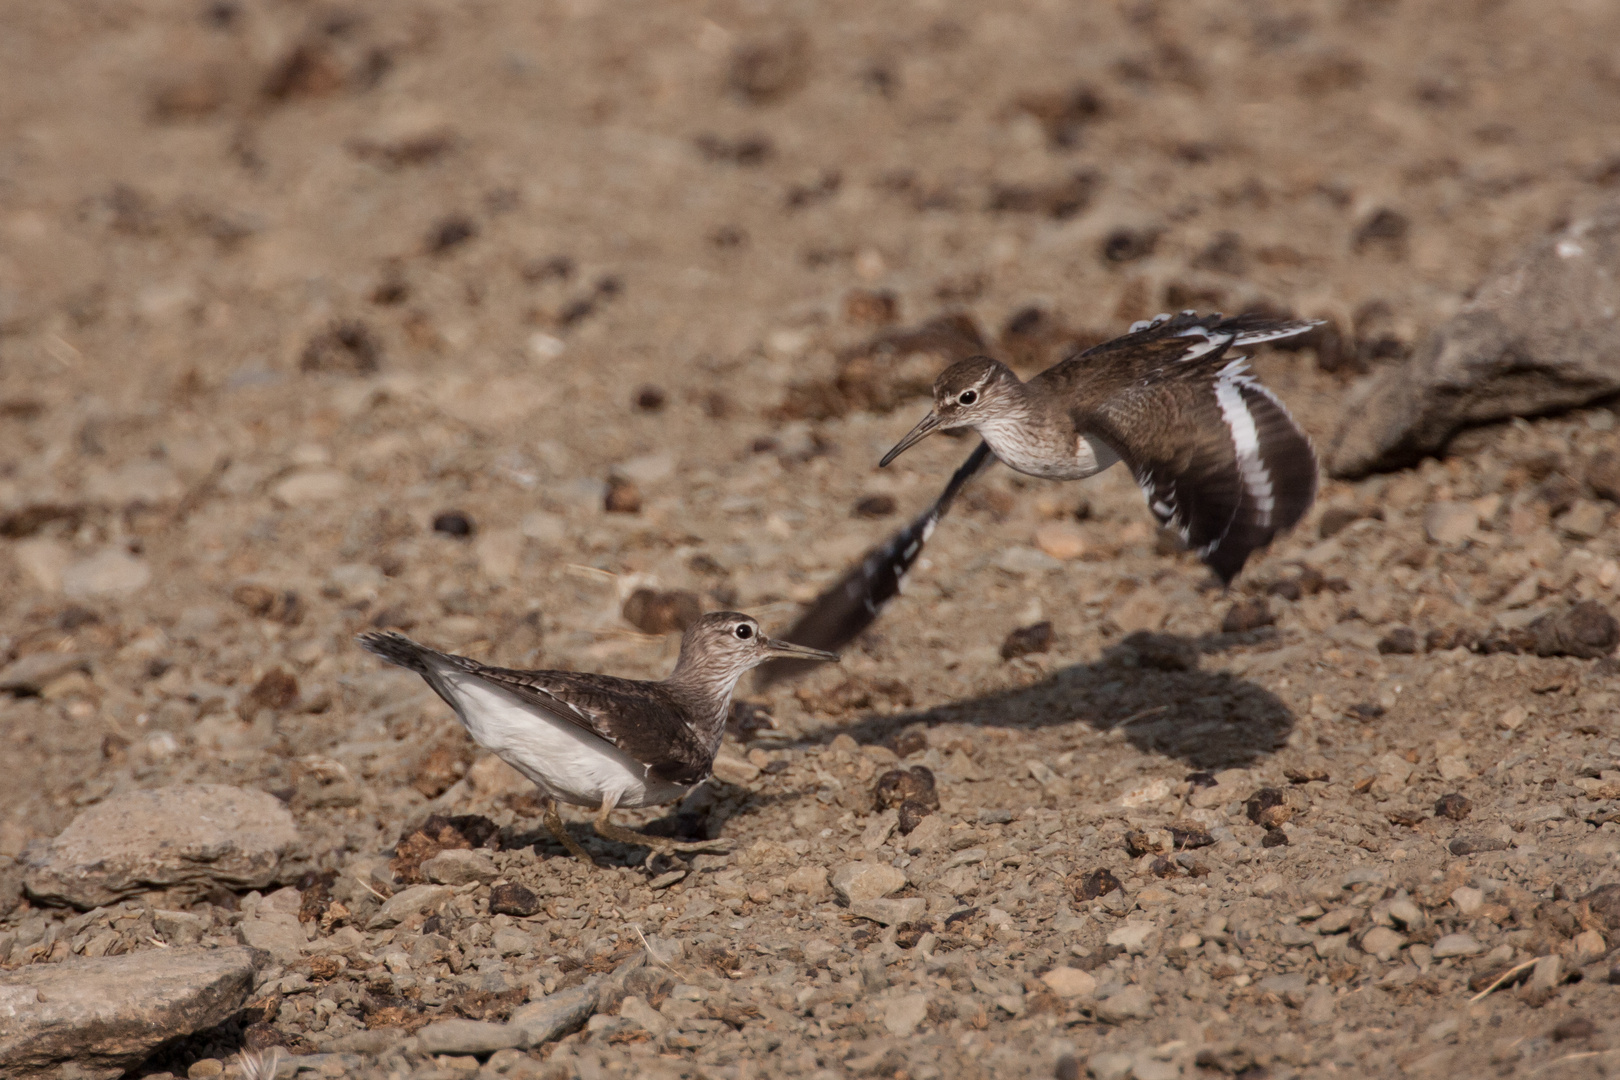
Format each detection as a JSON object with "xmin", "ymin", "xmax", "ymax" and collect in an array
[{"xmin": 5, "ymin": 1, "xmax": 1620, "ymax": 1077}]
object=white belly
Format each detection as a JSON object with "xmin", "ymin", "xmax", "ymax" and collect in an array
[
  {"xmin": 434, "ymin": 666, "xmax": 690, "ymax": 810},
  {"xmin": 982, "ymin": 421, "xmax": 1120, "ymax": 481}
]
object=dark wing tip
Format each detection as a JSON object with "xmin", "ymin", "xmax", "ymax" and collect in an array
[{"xmin": 355, "ymin": 630, "xmax": 431, "ymax": 672}]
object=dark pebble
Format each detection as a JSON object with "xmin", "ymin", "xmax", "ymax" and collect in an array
[
  {"xmin": 897, "ymin": 799, "xmax": 932, "ymax": 836},
  {"xmin": 1149, "ymin": 856, "xmax": 1178, "ymax": 878},
  {"xmin": 978, "ymin": 808, "xmax": 1014, "ymax": 826},
  {"xmin": 1377, "ymin": 626, "xmax": 1419, "ymax": 654},
  {"xmin": 1055, "ymin": 1054, "xmax": 1081, "ymax": 1080},
  {"xmin": 489, "ymin": 882, "xmax": 541, "ymax": 918},
  {"xmin": 844, "ymin": 288, "xmax": 899, "ymax": 326},
  {"xmin": 1284, "ymin": 766, "xmax": 1330, "ymax": 783},
  {"xmin": 853, "ymin": 494, "xmax": 898, "ymax": 518},
  {"xmin": 1074, "ymin": 868, "xmax": 1122, "ymax": 901},
  {"xmin": 1587, "ymin": 450, "xmax": 1620, "ymax": 502},
  {"xmin": 1169, "ymin": 822, "xmax": 1215, "ymax": 849},
  {"xmin": 1386, "ymin": 807, "xmax": 1425, "ymax": 828},
  {"xmin": 1350, "ymin": 702, "xmax": 1386, "ymax": 720},
  {"xmin": 432, "ymin": 511, "xmax": 475, "ymax": 538},
  {"xmin": 427, "ymin": 215, "xmax": 477, "ymax": 254},
  {"xmin": 1609, "ymin": 966, "xmax": 1620, "ymax": 986},
  {"xmin": 1353, "ymin": 207, "xmax": 1409, "ymax": 254},
  {"xmin": 1261, "ymin": 827, "xmax": 1289, "ymax": 847},
  {"xmin": 1124, "ymin": 830, "xmax": 1158, "ymax": 858},
  {"xmin": 874, "ymin": 766, "xmax": 939, "ymax": 812},
  {"xmin": 1318, "ymin": 505, "xmax": 1365, "ymax": 539},
  {"xmin": 1448, "ymin": 835, "xmax": 1509, "ymax": 856},
  {"xmin": 1222, "ymin": 598, "xmax": 1275, "ymax": 634},
  {"xmin": 242, "ymin": 668, "xmax": 299, "ymax": 719},
  {"xmin": 300, "ymin": 319, "xmax": 382, "ymax": 375},
  {"xmin": 1121, "ymin": 631, "xmax": 1198, "ymax": 672},
  {"xmin": 1434, "ymin": 793, "xmax": 1472, "ymax": 820},
  {"xmin": 604, "ymin": 476, "xmax": 642, "ymax": 514},
  {"xmin": 1101, "ymin": 226, "xmax": 1158, "ymax": 263},
  {"xmin": 727, "ymin": 29, "xmax": 811, "ymax": 105},
  {"xmin": 622, "ymin": 588, "xmax": 703, "ymax": 635},
  {"xmin": 1552, "ymin": 1017, "xmax": 1596, "ymax": 1042},
  {"xmin": 890, "ymin": 726, "xmax": 928, "ymax": 759},
  {"xmin": 1530, "ymin": 600, "xmax": 1620, "ymax": 659},
  {"xmin": 1000, "ymin": 620, "xmax": 1054, "ymax": 660},
  {"xmin": 634, "ymin": 385, "xmax": 666, "ymax": 411},
  {"xmin": 1244, "ymin": 788, "xmax": 1286, "ymax": 825}
]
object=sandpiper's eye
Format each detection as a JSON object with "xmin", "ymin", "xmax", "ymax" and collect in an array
[
  {"xmin": 735, "ymin": 624, "xmax": 754, "ymax": 640},
  {"xmin": 958, "ymin": 389, "xmax": 978, "ymax": 406}
]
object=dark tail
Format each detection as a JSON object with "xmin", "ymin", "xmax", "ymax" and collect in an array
[
  {"xmin": 755, "ymin": 441, "xmax": 994, "ymax": 687},
  {"xmin": 356, "ymin": 630, "xmax": 440, "ymax": 675}
]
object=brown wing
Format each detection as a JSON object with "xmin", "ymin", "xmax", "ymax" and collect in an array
[
  {"xmin": 467, "ymin": 667, "xmax": 716, "ymax": 785},
  {"xmin": 1078, "ymin": 355, "xmax": 1317, "ymax": 584}
]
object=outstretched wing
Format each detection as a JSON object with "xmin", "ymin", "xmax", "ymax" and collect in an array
[
  {"xmin": 1080, "ymin": 354, "xmax": 1318, "ymax": 583},
  {"xmin": 756, "ymin": 441, "xmax": 995, "ymax": 686}
]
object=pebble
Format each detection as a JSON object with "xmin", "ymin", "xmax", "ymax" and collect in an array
[
  {"xmin": 882, "ymin": 993, "xmax": 929, "ymax": 1037},
  {"xmin": 0, "ymin": 652, "xmax": 90, "ymax": 695},
  {"xmin": 1450, "ymin": 836, "xmax": 1509, "ymax": 856},
  {"xmin": 1000, "ymin": 620, "xmax": 1054, "ymax": 660},
  {"xmin": 784, "ymin": 865, "xmax": 831, "ymax": 898},
  {"xmin": 62, "ymin": 548, "xmax": 151, "ymax": 598},
  {"xmin": 271, "ymin": 469, "xmax": 350, "ymax": 506},
  {"xmin": 994, "ymin": 545, "xmax": 1062, "ymax": 576},
  {"xmin": 1222, "ymin": 598, "xmax": 1274, "ymax": 633},
  {"xmin": 832, "ymin": 862, "xmax": 906, "ymax": 903},
  {"xmin": 1431, "ymin": 933, "xmax": 1484, "ymax": 958},
  {"xmin": 1088, "ymin": 1051, "xmax": 1134, "ymax": 1080},
  {"xmin": 1361, "ymin": 926, "xmax": 1405, "ymax": 961},
  {"xmin": 509, "ymin": 982, "xmax": 598, "ymax": 1045},
  {"xmin": 22, "ymin": 784, "xmax": 300, "ymax": 909},
  {"xmin": 1451, "ymin": 886, "xmax": 1484, "ymax": 915},
  {"xmin": 1040, "ymin": 967, "xmax": 1097, "ymax": 999},
  {"xmin": 1033, "ymin": 520, "xmax": 1086, "ymax": 560},
  {"xmin": 1557, "ymin": 500, "xmax": 1608, "ymax": 539},
  {"xmin": 1424, "ymin": 501, "xmax": 1479, "ymax": 545},
  {"xmin": 367, "ymin": 884, "xmax": 455, "ymax": 930},
  {"xmin": 420, "ymin": 849, "xmax": 499, "ymax": 885},
  {"xmin": 851, "ymin": 897, "xmax": 926, "ymax": 926},
  {"xmin": 417, "ymin": 1019, "xmax": 525, "ymax": 1055},
  {"xmin": 1435, "ymin": 793, "xmax": 1472, "ymax": 820},
  {"xmin": 1105, "ymin": 921, "xmax": 1157, "ymax": 955},
  {"xmin": 618, "ymin": 995, "xmax": 668, "ymax": 1037},
  {"xmin": 1095, "ymin": 985, "xmax": 1154, "ymax": 1023}
]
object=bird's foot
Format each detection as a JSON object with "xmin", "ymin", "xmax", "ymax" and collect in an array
[
  {"xmin": 543, "ymin": 798, "xmax": 598, "ymax": 865},
  {"xmin": 593, "ymin": 815, "xmax": 730, "ymax": 856}
]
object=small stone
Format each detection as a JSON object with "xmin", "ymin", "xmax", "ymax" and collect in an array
[
  {"xmin": 62, "ymin": 549, "xmax": 152, "ymax": 598},
  {"xmin": 1449, "ymin": 836, "xmax": 1509, "ymax": 856},
  {"xmin": 420, "ymin": 848, "xmax": 498, "ymax": 886},
  {"xmin": 1040, "ymin": 967, "xmax": 1097, "ymax": 999},
  {"xmin": 1530, "ymin": 600, "xmax": 1620, "ymax": 658},
  {"xmin": 1497, "ymin": 705, "xmax": 1528, "ymax": 731},
  {"xmin": 1094, "ymin": 984, "xmax": 1154, "ymax": 1023},
  {"xmin": 1317, "ymin": 907, "xmax": 1360, "ymax": 935},
  {"xmin": 897, "ymin": 800, "xmax": 932, "ymax": 835},
  {"xmin": 622, "ymin": 588, "xmax": 703, "ymax": 635},
  {"xmin": 432, "ymin": 510, "xmax": 475, "ymax": 538},
  {"xmin": 1523, "ymin": 955, "xmax": 1563, "ymax": 1004},
  {"xmin": 1088, "ymin": 1052, "xmax": 1134, "ymax": 1080},
  {"xmin": 1435, "ymin": 793, "xmax": 1472, "ymax": 820},
  {"xmin": 852, "ymin": 897, "xmax": 926, "ymax": 926},
  {"xmin": 1573, "ymin": 929, "xmax": 1606, "ymax": 964},
  {"xmin": 0, "ymin": 652, "xmax": 90, "ymax": 695},
  {"xmin": 367, "ymin": 884, "xmax": 454, "ymax": 930},
  {"xmin": 619, "ymin": 995, "xmax": 668, "ymax": 1037},
  {"xmin": 853, "ymin": 494, "xmax": 897, "ymax": 518},
  {"xmin": 1451, "ymin": 887, "xmax": 1484, "ymax": 915},
  {"xmin": 1262, "ymin": 827, "xmax": 1289, "ymax": 847},
  {"xmin": 604, "ymin": 476, "xmax": 642, "ymax": 514},
  {"xmin": 873, "ymin": 766, "xmax": 939, "ymax": 812},
  {"xmin": 1377, "ymin": 626, "xmax": 1420, "ymax": 654},
  {"xmin": 1554, "ymin": 1016, "xmax": 1598, "ymax": 1042},
  {"xmin": 1361, "ymin": 926, "xmax": 1405, "ymax": 961},
  {"xmin": 784, "ymin": 865, "xmax": 830, "ymax": 899},
  {"xmin": 1074, "ymin": 868, "xmax": 1122, "ymax": 901},
  {"xmin": 861, "ymin": 810, "xmax": 898, "ymax": 850},
  {"xmin": 883, "ymin": 993, "xmax": 929, "ymax": 1038},
  {"xmin": 1244, "ymin": 788, "xmax": 1288, "ymax": 825},
  {"xmin": 1001, "ymin": 621, "xmax": 1054, "ymax": 660},
  {"xmin": 1033, "ymin": 520, "xmax": 1086, "ymax": 560},
  {"xmin": 1558, "ymin": 500, "xmax": 1608, "ymax": 539},
  {"xmin": 23, "ymin": 784, "xmax": 300, "ymax": 910},
  {"xmin": 1588, "ymin": 450, "xmax": 1620, "ymax": 501},
  {"xmin": 1105, "ymin": 921, "xmax": 1157, "ymax": 954},
  {"xmin": 832, "ymin": 862, "xmax": 906, "ymax": 903},
  {"xmin": 710, "ymin": 754, "xmax": 761, "ymax": 786},
  {"xmin": 1110, "ymin": 589, "xmax": 1168, "ymax": 633},
  {"xmin": 416, "ymin": 1019, "xmax": 524, "ymax": 1056},
  {"xmin": 188, "ymin": 1059, "xmax": 225, "ymax": 1079},
  {"xmin": 1432, "ymin": 933, "xmax": 1484, "ymax": 958},
  {"xmin": 270, "ymin": 469, "xmax": 349, "ymax": 506},
  {"xmin": 1222, "ymin": 597, "xmax": 1274, "ymax": 633},
  {"xmin": 633, "ymin": 385, "xmax": 666, "ymax": 411},
  {"xmin": 509, "ymin": 982, "xmax": 597, "ymax": 1045},
  {"xmin": 1424, "ymin": 502, "xmax": 1479, "ymax": 545}
]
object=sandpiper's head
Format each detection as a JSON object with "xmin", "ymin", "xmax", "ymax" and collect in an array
[
  {"xmin": 673, "ymin": 612, "xmax": 840, "ymax": 681},
  {"xmin": 880, "ymin": 356, "xmax": 1021, "ymax": 467}
]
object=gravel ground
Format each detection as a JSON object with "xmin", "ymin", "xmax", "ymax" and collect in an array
[{"xmin": 5, "ymin": 1, "xmax": 1620, "ymax": 1077}]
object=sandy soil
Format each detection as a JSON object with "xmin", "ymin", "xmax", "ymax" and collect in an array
[{"xmin": 6, "ymin": 0, "xmax": 1620, "ymax": 1077}]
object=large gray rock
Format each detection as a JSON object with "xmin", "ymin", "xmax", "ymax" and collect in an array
[
  {"xmin": 509, "ymin": 981, "xmax": 598, "ymax": 1045},
  {"xmin": 0, "ymin": 946, "xmax": 268, "ymax": 1079},
  {"xmin": 1329, "ymin": 203, "xmax": 1620, "ymax": 478},
  {"xmin": 23, "ymin": 785, "xmax": 300, "ymax": 909}
]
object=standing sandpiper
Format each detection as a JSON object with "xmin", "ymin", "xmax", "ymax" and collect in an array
[
  {"xmin": 359, "ymin": 613, "xmax": 837, "ymax": 862},
  {"xmin": 765, "ymin": 312, "xmax": 1319, "ymax": 667}
]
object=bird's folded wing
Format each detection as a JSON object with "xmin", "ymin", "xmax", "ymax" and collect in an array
[
  {"xmin": 1078, "ymin": 356, "xmax": 1317, "ymax": 584},
  {"xmin": 465, "ymin": 666, "xmax": 711, "ymax": 781}
]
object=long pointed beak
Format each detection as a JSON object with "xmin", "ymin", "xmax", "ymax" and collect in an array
[
  {"xmin": 762, "ymin": 637, "xmax": 840, "ymax": 663},
  {"xmin": 879, "ymin": 410, "xmax": 941, "ymax": 467}
]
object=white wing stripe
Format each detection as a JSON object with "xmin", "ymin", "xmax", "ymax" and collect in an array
[{"xmin": 1214, "ymin": 361, "xmax": 1275, "ymax": 528}]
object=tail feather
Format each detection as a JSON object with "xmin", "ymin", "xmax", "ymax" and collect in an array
[{"xmin": 356, "ymin": 630, "xmax": 441, "ymax": 676}]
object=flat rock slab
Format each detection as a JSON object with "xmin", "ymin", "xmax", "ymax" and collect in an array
[
  {"xmin": 1329, "ymin": 200, "xmax": 1620, "ymax": 477},
  {"xmin": 0, "ymin": 946, "xmax": 268, "ymax": 1079},
  {"xmin": 24, "ymin": 784, "xmax": 301, "ymax": 910}
]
